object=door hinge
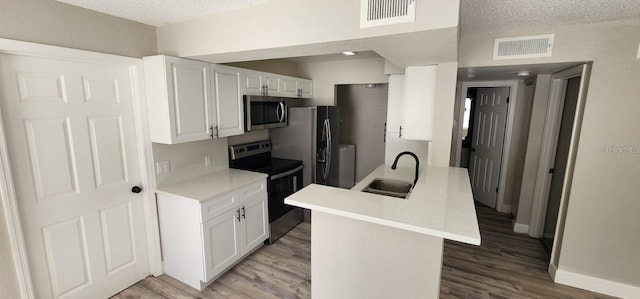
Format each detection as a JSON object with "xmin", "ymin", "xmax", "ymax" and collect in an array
[
  {"xmin": 496, "ymin": 187, "xmax": 498, "ymax": 193},
  {"xmin": 549, "ymin": 168, "xmax": 555, "ymax": 174},
  {"xmin": 506, "ymin": 97, "xmax": 510, "ymax": 103}
]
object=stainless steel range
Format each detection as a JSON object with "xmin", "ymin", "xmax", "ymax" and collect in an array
[{"xmin": 229, "ymin": 140, "xmax": 303, "ymax": 244}]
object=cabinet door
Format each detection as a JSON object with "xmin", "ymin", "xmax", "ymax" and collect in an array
[
  {"xmin": 167, "ymin": 57, "xmax": 213, "ymax": 143},
  {"xmin": 242, "ymin": 70, "xmax": 263, "ymax": 96},
  {"xmin": 202, "ymin": 208, "xmax": 242, "ymax": 282},
  {"xmin": 240, "ymin": 183, "xmax": 268, "ymax": 253},
  {"xmin": 281, "ymin": 77, "xmax": 299, "ymax": 97},
  {"xmin": 213, "ymin": 65, "xmax": 244, "ymax": 137},
  {"xmin": 386, "ymin": 75, "xmax": 405, "ymax": 134},
  {"xmin": 403, "ymin": 65, "xmax": 437, "ymax": 140},
  {"xmin": 264, "ymin": 75, "xmax": 281, "ymax": 96},
  {"xmin": 298, "ymin": 79, "xmax": 313, "ymax": 98}
]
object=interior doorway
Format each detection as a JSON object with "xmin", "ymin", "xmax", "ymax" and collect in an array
[
  {"xmin": 468, "ymin": 87, "xmax": 510, "ymax": 208},
  {"xmin": 457, "ymin": 81, "xmax": 517, "ymax": 211},
  {"xmin": 541, "ymin": 76, "xmax": 581, "ymax": 253}
]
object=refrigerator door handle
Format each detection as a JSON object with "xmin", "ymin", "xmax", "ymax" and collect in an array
[
  {"xmin": 323, "ymin": 119, "xmax": 331, "ymax": 180},
  {"xmin": 318, "ymin": 119, "xmax": 327, "ymax": 164}
]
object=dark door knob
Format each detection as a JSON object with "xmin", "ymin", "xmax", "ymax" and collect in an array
[{"xmin": 131, "ymin": 186, "xmax": 142, "ymax": 193}]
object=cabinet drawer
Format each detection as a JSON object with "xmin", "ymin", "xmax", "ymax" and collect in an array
[
  {"xmin": 200, "ymin": 191, "xmax": 238, "ymax": 223},
  {"xmin": 237, "ymin": 180, "xmax": 267, "ymax": 203}
]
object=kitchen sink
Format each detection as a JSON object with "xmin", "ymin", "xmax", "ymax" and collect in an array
[{"xmin": 361, "ymin": 178, "xmax": 412, "ymax": 199}]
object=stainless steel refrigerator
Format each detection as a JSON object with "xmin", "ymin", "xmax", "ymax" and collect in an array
[{"xmin": 271, "ymin": 106, "xmax": 340, "ymax": 187}]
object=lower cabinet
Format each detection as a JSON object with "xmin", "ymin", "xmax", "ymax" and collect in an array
[{"xmin": 157, "ymin": 179, "xmax": 268, "ymax": 290}]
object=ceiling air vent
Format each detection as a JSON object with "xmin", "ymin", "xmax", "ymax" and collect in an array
[
  {"xmin": 360, "ymin": 0, "xmax": 416, "ymax": 28},
  {"xmin": 493, "ymin": 34, "xmax": 554, "ymax": 60}
]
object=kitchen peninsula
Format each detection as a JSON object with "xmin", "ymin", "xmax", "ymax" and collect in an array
[{"xmin": 285, "ymin": 164, "xmax": 481, "ymax": 298}]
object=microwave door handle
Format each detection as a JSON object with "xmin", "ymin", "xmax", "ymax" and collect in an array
[
  {"xmin": 278, "ymin": 102, "xmax": 286, "ymax": 122},
  {"xmin": 275, "ymin": 102, "xmax": 282, "ymax": 123}
]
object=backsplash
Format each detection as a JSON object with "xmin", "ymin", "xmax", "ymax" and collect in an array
[
  {"xmin": 228, "ymin": 130, "xmax": 270, "ymax": 146},
  {"xmin": 385, "ymin": 135, "xmax": 429, "ymax": 168},
  {"xmin": 152, "ymin": 138, "xmax": 229, "ymax": 187}
]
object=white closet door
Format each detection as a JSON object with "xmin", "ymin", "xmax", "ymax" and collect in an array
[
  {"xmin": 0, "ymin": 54, "xmax": 148, "ymax": 299},
  {"xmin": 469, "ymin": 87, "xmax": 510, "ymax": 208}
]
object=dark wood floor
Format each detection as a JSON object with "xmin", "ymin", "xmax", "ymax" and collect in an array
[{"xmin": 113, "ymin": 205, "xmax": 616, "ymax": 298}]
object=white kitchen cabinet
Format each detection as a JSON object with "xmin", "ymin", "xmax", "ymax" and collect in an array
[
  {"xmin": 143, "ymin": 55, "xmax": 215, "ymax": 144},
  {"xmin": 242, "ymin": 70, "xmax": 281, "ymax": 96},
  {"xmin": 386, "ymin": 74, "xmax": 405, "ymax": 135},
  {"xmin": 241, "ymin": 186, "xmax": 269, "ymax": 251},
  {"xmin": 264, "ymin": 74, "xmax": 281, "ymax": 96},
  {"xmin": 202, "ymin": 207, "xmax": 242, "ymax": 282},
  {"xmin": 212, "ymin": 65, "xmax": 244, "ymax": 137},
  {"xmin": 242, "ymin": 69, "xmax": 264, "ymax": 96},
  {"xmin": 402, "ymin": 65, "xmax": 437, "ymax": 140},
  {"xmin": 156, "ymin": 179, "xmax": 268, "ymax": 290},
  {"xmin": 282, "ymin": 76, "xmax": 313, "ymax": 98},
  {"xmin": 385, "ymin": 66, "xmax": 437, "ymax": 141}
]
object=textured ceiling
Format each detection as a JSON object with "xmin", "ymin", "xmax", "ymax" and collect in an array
[
  {"xmin": 461, "ymin": 0, "xmax": 640, "ymax": 35},
  {"xmin": 55, "ymin": 0, "xmax": 271, "ymax": 26}
]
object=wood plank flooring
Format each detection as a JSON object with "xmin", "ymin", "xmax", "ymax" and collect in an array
[{"xmin": 113, "ymin": 205, "xmax": 617, "ymax": 298}]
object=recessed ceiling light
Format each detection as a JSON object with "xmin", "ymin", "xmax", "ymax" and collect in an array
[
  {"xmin": 517, "ymin": 71, "xmax": 531, "ymax": 76},
  {"xmin": 343, "ymin": 51, "xmax": 357, "ymax": 56}
]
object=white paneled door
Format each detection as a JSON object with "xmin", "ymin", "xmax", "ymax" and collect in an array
[
  {"xmin": 469, "ymin": 87, "xmax": 510, "ymax": 208},
  {"xmin": 0, "ymin": 54, "xmax": 148, "ymax": 298}
]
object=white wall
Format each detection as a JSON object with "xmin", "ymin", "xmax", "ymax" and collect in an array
[
  {"xmin": 430, "ymin": 62, "xmax": 458, "ymax": 166},
  {"xmin": 226, "ymin": 60, "xmax": 299, "ymax": 77},
  {"xmin": 515, "ymin": 75, "xmax": 552, "ymax": 226},
  {"xmin": 157, "ymin": 0, "xmax": 459, "ymax": 64},
  {"xmin": 0, "ymin": 0, "xmax": 156, "ymax": 57},
  {"xmin": 296, "ymin": 58, "xmax": 390, "ymax": 106},
  {"xmin": 460, "ymin": 20, "xmax": 640, "ymax": 296}
]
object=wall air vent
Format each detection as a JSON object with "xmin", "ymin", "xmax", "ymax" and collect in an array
[
  {"xmin": 360, "ymin": 0, "xmax": 416, "ymax": 28},
  {"xmin": 493, "ymin": 34, "xmax": 555, "ymax": 60}
]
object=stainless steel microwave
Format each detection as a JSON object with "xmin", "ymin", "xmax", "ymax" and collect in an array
[{"xmin": 244, "ymin": 95, "xmax": 287, "ymax": 131}]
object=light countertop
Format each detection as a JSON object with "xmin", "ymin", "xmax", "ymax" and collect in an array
[
  {"xmin": 285, "ymin": 164, "xmax": 481, "ymax": 245},
  {"xmin": 155, "ymin": 168, "xmax": 267, "ymax": 202}
]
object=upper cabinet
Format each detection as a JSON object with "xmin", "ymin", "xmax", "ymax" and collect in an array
[
  {"xmin": 243, "ymin": 72, "xmax": 312, "ymax": 98},
  {"xmin": 144, "ymin": 55, "xmax": 314, "ymax": 144},
  {"xmin": 144, "ymin": 55, "xmax": 216, "ymax": 144},
  {"xmin": 281, "ymin": 76, "xmax": 312, "ymax": 98},
  {"xmin": 386, "ymin": 65, "xmax": 437, "ymax": 141},
  {"xmin": 242, "ymin": 71, "xmax": 281, "ymax": 96},
  {"xmin": 144, "ymin": 55, "xmax": 246, "ymax": 144},
  {"xmin": 212, "ymin": 65, "xmax": 244, "ymax": 137}
]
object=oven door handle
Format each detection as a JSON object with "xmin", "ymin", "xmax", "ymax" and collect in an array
[{"xmin": 270, "ymin": 165, "xmax": 303, "ymax": 181}]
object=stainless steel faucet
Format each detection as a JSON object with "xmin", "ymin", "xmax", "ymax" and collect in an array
[{"xmin": 391, "ymin": 151, "xmax": 420, "ymax": 190}]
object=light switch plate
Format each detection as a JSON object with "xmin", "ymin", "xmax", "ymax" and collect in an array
[
  {"xmin": 156, "ymin": 161, "xmax": 170, "ymax": 174},
  {"xmin": 205, "ymin": 155, "xmax": 212, "ymax": 167},
  {"xmin": 637, "ymin": 43, "xmax": 640, "ymax": 59}
]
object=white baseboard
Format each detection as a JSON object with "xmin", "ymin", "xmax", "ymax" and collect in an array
[
  {"xmin": 513, "ymin": 222, "xmax": 529, "ymax": 234},
  {"xmin": 555, "ymin": 268, "xmax": 640, "ymax": 298}
]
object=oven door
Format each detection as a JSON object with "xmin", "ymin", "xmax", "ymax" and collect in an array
[
  {"xmin": 245, "ymin": 96, "xmax": 287, "ymax": 131},
  {"xmin": 268, "ymin": 165, "xmax": 303, "ymax": 223}
]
